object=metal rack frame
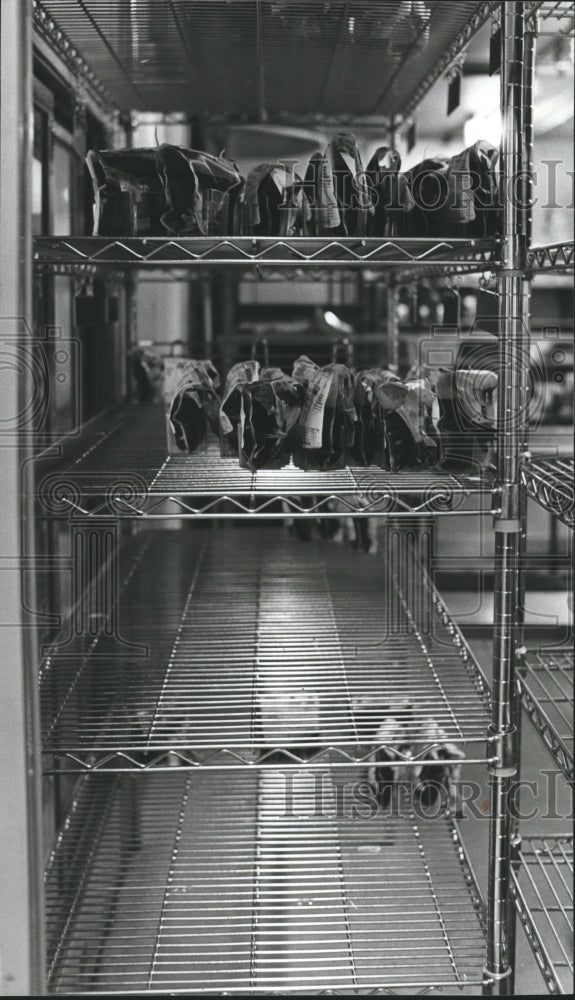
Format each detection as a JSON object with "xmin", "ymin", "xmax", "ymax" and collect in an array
[
  {"xmin": 526, "ymin": 1, "xmax": 575, "ymax": 31},
  {"xmin": 518, "ymin": 648, "xmax": 573, "ymax": 782},
  {"xmin": 526, "ymin": 242, "xmax": 575, "ymax": 272},
  {"xmin": 520, "ymin": 457, "xmax": 574, "ymax": 529},
  {"xmin": 0, "ymin": 0, "xmax": 572, "ymax": 996},
  {"xmin": 508, "ymin": 8, "xmax": 574, "ymax": 992},
  {"xmin": 511, "ymin": 835, "xmax": 574, "ymax": 995},
  {"xmin": 32, "ymin": 0, "xmax": 118, "ymax": 121}
]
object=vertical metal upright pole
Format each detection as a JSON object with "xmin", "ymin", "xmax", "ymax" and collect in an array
[
  {"xmin": 0, "ymin": 0, "xmax": 46, "ymax": 994},
  {"xmin": 504, "ymin": 18, "xmax": 535, "ymax": 993},
  {"xmin": 517, "ymin": 17, "xmax": 535, "ymax": 647},
  {"xmin": 483, "ymin": 4, "xmax": 530, "ymax": 994}
]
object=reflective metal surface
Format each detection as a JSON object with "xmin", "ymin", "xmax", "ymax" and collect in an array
[
  {"xmin": 34, "ymin": 1, "xmax": 492, "ymax": 120},
  {"xmin": 519, "ymin": 648, "xmax": 574, "ymax": 782},
  {"xmin": 511, "ymin": 835, "xmax": 574, "ymax": 995},
  {"xmin": 41, "ymin": 527, "xmax": 491, "ymax": 772},
  {"xmin": 45, "ymin": 770, "xmax": 487, "ymax": 994},
  {"xmin": 486, "ymin": 5, "xmax": 530, "ymax": 994},
  {"xmin": 33, "ymin": 236, "xmax": 498, "ymax": 271},
  {"xmin": 36, "ymin": 404, "xmax": 494, "ymax": 520},
  {"xmin": 521, "ymin": 457, "xmax": 574, "ymax": 530}
]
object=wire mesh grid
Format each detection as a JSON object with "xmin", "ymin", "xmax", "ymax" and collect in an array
[
  {"xmin": 512, "ymin": 835, "xmax": 574, "ymax": 995},
  {"xmin": 521, "ymin": 456, "xmax": 574, "ymax": 529},
  {"xmin": 35, "ymin": 1, "xmax": 490, "ymax": 119},
  {"xmin": 44, "ymin": 769, "xmax": 487, "ymax": 994},
  {"xmin": 40, "ymin": 526, "xmax": 491, "ymax": 771},
  {"xmin": 519, "ymin": 648, "xmax": 573, "ymax": 781},
  {"xmin": 36, "ymin": 404, "xmax": 494, "ymax": 520}
]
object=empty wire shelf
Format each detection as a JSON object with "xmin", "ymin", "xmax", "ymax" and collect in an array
[
  {"xmin": 512, "ymin": 835, "xmax": 574, "ymax": 995},
  {"xmin": 41, "ymin": 526, "xmax": 491, "ymax": 772},
  {"xmin": 36, "ymin": 404, "xmax": 494, "ymax": 520},
  {"xmin": 45, "ymin": 770, "xmax": 487, "ymax": 995},
  {"xmin": 521, "ymin": 457, "xmax": 574, "ymax": 529},
  {"xmin": 519, "ymin": 648, "xmax": 573, "ymax": 781}
]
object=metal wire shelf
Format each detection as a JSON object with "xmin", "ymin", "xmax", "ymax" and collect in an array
[
  {"xmin": 527, "ymin": 1, "xmax": 575, "ymax": 33},
  {"xmin": 528, "ymin": 0, "xmax": 575, "ymax": 16},
  {"xmin": 521, "ymin": 456, "xmax": 574, "ymax": 529},
  {"xmin": 35, "ymin": 1, "xmax": 492, "ymax": 121},
  {"xmin": 36, "ymin": 404, "xmax": 495, "ymax": 521},
  {"xmin": 527, "ymin": 242, "xmax": 575, "ymax": 273},
  {"xmin": 45, "ymin": 769, "xmax": 487, "ymax": 995},
  {"xmin": 40, "ymin": 526, "xmax": 491, "ymax": 772},
  {"xmin": 33, "ymin": 236, "xmax": 497, "ymax": 273},
  {"xmin": 519, "ymin": 648, "xmax": 573, "ymax": 781},
  {"xmin": 511, "ymin": 835, "xmax": 574, "ymax": 995},
  {"xmin": 32, "ymin": 0, "xmax": 118, "ymax": 120}
]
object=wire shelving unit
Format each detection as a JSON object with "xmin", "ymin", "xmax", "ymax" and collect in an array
[{"xmin": 0, "ymin": 0, "xmax": 568, "ymax": 995}]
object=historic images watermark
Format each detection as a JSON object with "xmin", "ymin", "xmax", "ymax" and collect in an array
[
  {"xmin": 268, "ymin": 157, "xmax": 574, "ymax": 213},
  {"xmin": 279, "ymin": 769, "xmax": 573, "ymax": 823}
]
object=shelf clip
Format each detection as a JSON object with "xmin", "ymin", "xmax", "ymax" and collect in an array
[
  {"xmin": 487, "ymin": 725, "xmax": 517, "ymax": 777},
  {"xmin": 491, "ymin": 482, "xmax": 521, "ymax": 527},
  {"xmin": 482, "ymin": 965, "xmax": 513, "ymax": 989}
]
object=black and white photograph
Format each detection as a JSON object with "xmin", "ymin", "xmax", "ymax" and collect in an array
[{"xmin": 0, "ymin": 1, "xmax": 573, "ymax": 995}]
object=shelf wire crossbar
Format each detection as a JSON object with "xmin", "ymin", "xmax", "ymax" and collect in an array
[
  {"xmin": 511, "ymin": 835, "xmax": 574, "ymax": 995},
  {"xmin": 44, "ymin": 770, "xmax": 487, "ymax": 995},
  {"xmin": 518, "ymin": 647, "xmax": 573, "ymax": 781},
  {"xmin": 40, "ymin": 527, "xmax": 491, "ymax": 773}
]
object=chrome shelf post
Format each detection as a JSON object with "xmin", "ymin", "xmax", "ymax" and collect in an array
[{"xmin": 484, "ymin": 3, "xmax": 531, "ymax": 994}]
